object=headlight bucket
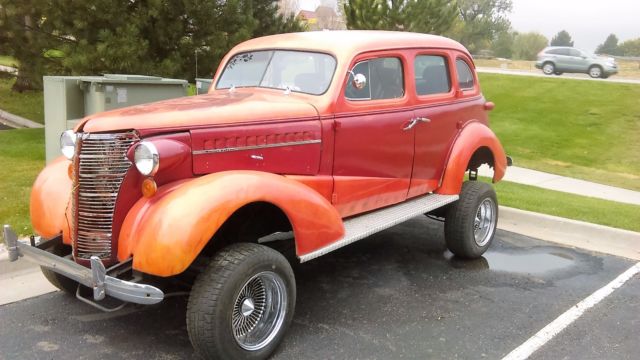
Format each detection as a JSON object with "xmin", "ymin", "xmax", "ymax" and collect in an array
[
  {"xmin": 60, "ymin": 130, "xmax": 77, "ymax": 160},
  {"xmin": 134, "ymin": 141, "xmax": 160, "ymax": 176}
]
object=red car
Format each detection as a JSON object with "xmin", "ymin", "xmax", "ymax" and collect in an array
[{"xmin": 4, "ymin": 31, "xmax": 509, "ymax": 359}]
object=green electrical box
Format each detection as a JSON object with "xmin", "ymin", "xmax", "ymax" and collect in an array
[
  {"xmin": 195, "ymin": 78, "xmax": 213, "ymax": 95},
  {"xmin": 43, "ymin": 74, "xmax": 188, "ymax": 163}
]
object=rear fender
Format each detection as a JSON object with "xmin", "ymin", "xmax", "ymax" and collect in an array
[
  {"xmin": 118, "ymin": 171, "xmax": 344, "ymax": 276},
  {"xmin": 30, "ymin": 157, "xmax": 73, "ymax": 242},
  {"xmin": 436, "ymin": 122, "xmax": 507, "ymax": 195}
]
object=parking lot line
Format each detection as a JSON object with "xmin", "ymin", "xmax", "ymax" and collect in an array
[{"xmin": 502, "ymin": 262, "xmax": 640, "ymax": 360}]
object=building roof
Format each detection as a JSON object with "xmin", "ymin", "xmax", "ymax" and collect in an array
[
  {"xmin": 297, "ymin": 10, "xmax": 317, "ymax": 20},
  {"xmin": 228, "ymin": 31, "xmax": 469, "ymax": 61}
]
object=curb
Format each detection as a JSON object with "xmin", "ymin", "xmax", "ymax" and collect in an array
[
  {"xmin": 0, "ymin": 109, "xmax": 43, "ymax": 129},
  {"xmin": 498, "ymin": 206, "xmax": 640, "ymax": 261}
]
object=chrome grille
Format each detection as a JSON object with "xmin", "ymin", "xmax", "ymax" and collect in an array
[{"xmin": 73, "ymin": 132, "xmax": 138, "ymax": 260}]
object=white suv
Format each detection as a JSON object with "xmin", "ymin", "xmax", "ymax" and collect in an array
[{"xmin": 535, "ymin": 46, "xmax": 618, "ymax": 79}]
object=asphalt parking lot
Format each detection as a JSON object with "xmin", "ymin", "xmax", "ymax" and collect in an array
[{"xmin": 1, "ymin": 216, "xmax": 638, "ymax": 360}]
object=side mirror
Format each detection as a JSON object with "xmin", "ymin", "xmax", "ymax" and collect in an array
[{"xmin": 352, "ymin": 73, "xmax": 367, "ymax": 90}]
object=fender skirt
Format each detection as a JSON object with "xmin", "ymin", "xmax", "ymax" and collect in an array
[
  {"xmin": 436, "ymin": 122, "xmax": 507, "ymax": 195},
  {"xmin": 118, "ymin": 171, "xmax": 345, "ymax": 276},
  {"xmin": 30, "ymin": 156, "xmax": 73, "ymax": 243}
]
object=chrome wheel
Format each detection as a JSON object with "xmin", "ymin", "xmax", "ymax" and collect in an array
[
  {"xmin": 542, "ymin": 63, "xmax": 554, "ymax": 75},
  {"xmin": 589, "ymin": 66, "xmax": 602, "ymax": 78},
  {"xmin": 232, "ymin": 271, "xmax": 287, "ymax": 351},
  {"xmin": 473, "ymin": 198, "xmax": 496, "ymax": 247}
]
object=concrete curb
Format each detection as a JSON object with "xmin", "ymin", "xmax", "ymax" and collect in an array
[
  {"xmin": 498, "ymin": 206, "xmax": 640, "ymax": 261},
  {"xmin": 0, "ymin": 109, "xmax": 43, "ymax": 129}
]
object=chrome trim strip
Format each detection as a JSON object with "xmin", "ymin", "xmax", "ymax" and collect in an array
[{"xmin": 192, "ymin": 139, "xmax": 321, "ymax": 155}]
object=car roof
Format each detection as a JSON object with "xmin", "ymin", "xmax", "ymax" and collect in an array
[{"xmin": 229, "ymin": 31, "xmax": 470, "ymax": 60}]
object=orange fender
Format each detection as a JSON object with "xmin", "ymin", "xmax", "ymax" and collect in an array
[
  {"xmin": 30, "ymin": 157, "xmax": 73, "ymax": 242},
  {"xmin": 436, "ymin": 122, "xmax": 507, "ymax": 195},
  {"xmin": 118, "ymin": 171, "xmax": 345, "ymax": 277}
]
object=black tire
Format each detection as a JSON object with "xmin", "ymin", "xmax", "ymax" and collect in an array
[
  {"xmin": 542, "ymin": 62, "xmax": 555, "ymax": 75},
  {"xmin": 41, "ymin": 244, "xmax": 79, "ymax": 294},
  {"xmin": 444, "ymin": 181, "xmax": 498, "ymax": 259},
  {"xmin": 187, "ymin": 243, "xmax": 296, "ymax": 360},
  {"xmin": 589, "ymin": 65, "xmax": 603, "ymax": 78},
  {"xmin": 554, "ymin": 71, "xmax": 563, "ymax": 76}
]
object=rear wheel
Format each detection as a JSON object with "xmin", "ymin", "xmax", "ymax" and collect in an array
[
  {"xmin": 41, "ymin": 243, "xmax": 79, "ymax": 295},
  {"xmin": 444, "ymin": 181, "xmax": 498, "ymax": 258},
  {"xmin": 542, "ymin": 62, "xmax": 555, "ymax": 75},
  {"xmin": 187, "ymin": 243, "xmax": 295, "ymax": 360},
  {"xmin": 589, "ymin": 65, "xmax": 603, "ymax": 78}
]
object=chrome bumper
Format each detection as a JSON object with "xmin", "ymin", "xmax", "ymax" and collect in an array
[{"xmin": 3, "ymin": 225, "xmax": 164, "ymax": 305}]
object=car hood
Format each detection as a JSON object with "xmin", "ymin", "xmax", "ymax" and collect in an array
[{"xmin": 79, "ymin": 89, "xmax": 319, "ymax": 133}]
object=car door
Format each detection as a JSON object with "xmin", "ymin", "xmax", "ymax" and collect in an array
[
  {"xmin": 332, "ymin": 54, "xmax": 415, "ymax": 218},
  {"xmin": 552, "ymin": 48, "xmax": 572, "ymax": 71},
  {"xmin": 408, "ymin": 52, "xmax": 458, "ymax": 197},
  {"xmin": 569, "ymin": 48, "xmax": 590, "ymax": 72}
]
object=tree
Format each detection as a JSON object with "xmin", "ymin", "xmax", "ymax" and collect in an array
[
  {"xmin": 550, "ymin": 30, "xmax": 574, "ymax": 47},
  {"xmin": 619, "ymin": 38, "xmax": 640, "ymax": 57},
  {"xmin": 343, "ymin": 0, "xmax": 458, "ymax": 35},
  {"xmin": 596, "ymin": 34, "xmax": 620, "ymax": 55},
  {"xmin": 491, "ymin": 30, "xmax": 516, "ymax": 58},
  {"xmin": 0, "ymin": 0, "xmax": 302, "ymax": 90},
  {"xmin": 448, "ymin": 0, "xmax": 512, "ymax": 54},
  {"xmin": 512, "ymin": 32, "xmax": 548, "ymax": 60}
]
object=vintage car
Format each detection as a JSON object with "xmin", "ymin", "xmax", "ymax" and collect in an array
[{"xmin": 3, "ymin": 31, "xmax": 509, "ymax": 359}]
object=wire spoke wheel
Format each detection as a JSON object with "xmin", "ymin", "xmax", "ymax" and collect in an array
[{"xmin": 232, "ymin": 271, "xmax": 288, "ymax": 351}]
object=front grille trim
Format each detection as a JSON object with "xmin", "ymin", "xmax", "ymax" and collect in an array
[{"xmin": 72, "ymin": 131, "xmax": 138, "ymax": 261}]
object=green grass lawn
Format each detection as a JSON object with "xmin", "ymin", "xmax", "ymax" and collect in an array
[
  {"xmin": 0, "ymin": 78, "xmax": 44, "ymax": 123},
  {"xmin": 0, "ymin": 55, "xmax": 18, "ymax": 67},
  {"xmin": 480, "ymin": 73, "xmax": 640, "ymax": 191},
  {"xmin": 490, "ymin": 179, "xmax": 640, "ymax": 232},
  {"xmin": 0, "ymin": 129, "xmax": 44, "ymax": 235}
]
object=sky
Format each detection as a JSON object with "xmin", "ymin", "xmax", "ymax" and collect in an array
[{"xmin": 298, "ymin": 0, "xmax": 639, "ymax": 53}]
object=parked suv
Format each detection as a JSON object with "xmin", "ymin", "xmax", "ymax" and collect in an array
[
  {"xmin": 3, "ymin": 31, "xmax": 509, "ymax": 359},
  {"xmin": 536, "ymin": 46, "xmax": 618, "ymax": 78}
]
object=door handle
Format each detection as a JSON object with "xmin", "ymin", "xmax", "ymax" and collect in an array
[{"xmin": 403, "ymin": 117, "xmax": 431, "ymax": 131}]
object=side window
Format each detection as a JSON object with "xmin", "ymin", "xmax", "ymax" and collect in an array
[
  {"xmin": 455, "ymin": 59, "xmax": 475, "ymax": 90},
  {"xmin": 547, "ymin": 48, "xmax": 563, "ymax": 55},
  {"xmin": 414, "ymin": 55, "xmax": 451, "ymax": 96},
  {"xmin": 346, "ymin": 57, "xmax": 404, "ymax": 100},
  {"xmin": 569, "ymin": 49, "xmax": 582, "ymax": 57}
]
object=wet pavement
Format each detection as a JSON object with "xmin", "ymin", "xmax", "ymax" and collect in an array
[{"xmin": 0, "ymin": 216, "xmax": 637, "ymax": 359}]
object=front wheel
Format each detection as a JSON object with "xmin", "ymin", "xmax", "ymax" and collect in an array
[
  {"xmin": 187, "ymin": 243, "xmax": 296, "ymax": 360},
  {"xmin": 444, "ymin": 181, "xmax": 498, "ymax": 258},
  {"xmin": 589, "ymin": 65, "xmax": 603, "ymax": 78},
  {"xmin": 41, "ymin": 243, "xmax": 79, "ymax": 295}
]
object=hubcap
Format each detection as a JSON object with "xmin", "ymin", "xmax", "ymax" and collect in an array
[
  {"xmin": 543, "ymin": 64, "xmax": 553, "ymax": 74},
  {"xmin": 232, "ymin": 271, "xmax": 287, "ymax": 351},
  {"xmin": 473, "ymin": 198, "xmax": 496, "ymax": 247},
  {"xmin": 590, "ymin": 67, "xmax": 601, "ymax": 77}
]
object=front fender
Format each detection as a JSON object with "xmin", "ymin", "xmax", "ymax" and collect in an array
[
  {"xmin": 30, "ymin": 156, "xmax": 72, "ymax": 242},
  {"xmin": 436, "ymin": 122, "xmax": 507, "ymax": 195},
  {"xmin": 118, "ymin": 171, "xmax": 344, "ymax": 276}
]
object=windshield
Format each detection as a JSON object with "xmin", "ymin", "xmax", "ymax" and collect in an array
[{"xmin": 216, "ymin": 50, "xmax": 336, "ymax": 95}]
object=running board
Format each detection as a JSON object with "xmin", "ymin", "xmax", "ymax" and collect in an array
[{"xmin": 299, "ymin": 194, "xmax": 459, "ymax": 263}]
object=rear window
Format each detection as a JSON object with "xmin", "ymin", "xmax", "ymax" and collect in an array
[
  {"xmin": 547, "ymin": 48, "xmax": 570, "ymax": 56},
  {"xmin": 414, "ymin": 55, "xmax": 451, "ymax": 96},
  {"xmin": 455, "ymin": 59, "xmax": 474, "ymax": 90}
]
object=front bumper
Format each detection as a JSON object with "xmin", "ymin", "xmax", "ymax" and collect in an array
[{"xmin": 3, "ymin": 225, "xmax": 163, "ymax": 305}]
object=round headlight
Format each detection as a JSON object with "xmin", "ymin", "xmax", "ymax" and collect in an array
[
  {"xmin": 134, "ymin": 141, "xmax": 159, "ymax": 176},
  {"xmin": 60, "ymin": 130, "xmax": 77, "ymax": 160}
]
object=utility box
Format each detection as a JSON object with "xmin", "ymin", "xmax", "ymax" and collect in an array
[
  {"xmin": 43, "ymin": 74, "xmax": 188, "ymax": 163},
  {"xmin": 195, "ymin": 78, "xmax": 213, "ymax": 94}
]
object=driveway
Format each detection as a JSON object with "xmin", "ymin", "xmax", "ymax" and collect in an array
[
  {"xmin": 0, "ymin": 217, "xmax": 638, "ymax": 359},
  {"xmin": 477, "ymin": 67, "xmax": 640, "ymax": 85}
]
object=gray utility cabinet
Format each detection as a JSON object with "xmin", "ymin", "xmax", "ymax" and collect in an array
[
  {"xmin": 195, "ymin": 78, "xmax": 213, "ymax": 94},
  {"xmin": 43, "ymin": 74, "xmax": 188, "ymax": 163}
]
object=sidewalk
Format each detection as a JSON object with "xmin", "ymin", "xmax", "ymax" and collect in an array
[{"xmin": 479, "ymin": 165, "xmax": 640, "ymax": 206}]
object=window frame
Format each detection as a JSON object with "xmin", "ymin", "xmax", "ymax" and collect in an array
[
  {"xmin": 413, "ymin": 52, "xmax": 454, "ymax": 99},
  {"xmin": 455, "ymin": 58, "xmax": 476, "ymax": 91},
  {"xmin": 344, "ymin": 56, "xmax": 406, "ymax": 102},
  {"xmin": 214, "ymin": 49, "xmax": 338, "ymax": 96}
]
